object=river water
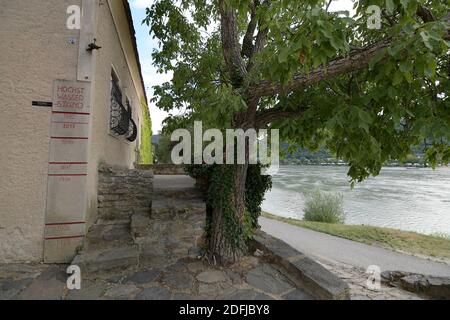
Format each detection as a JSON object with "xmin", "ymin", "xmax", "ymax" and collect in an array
[{"xmin": 262, "ymin": 165, "xmax": 450, "ymax": 236}]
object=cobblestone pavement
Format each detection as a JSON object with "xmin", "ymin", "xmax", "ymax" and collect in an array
[
  {"xmin": 318, "ymin": 260, "xmax": 423, "ymax": 300},
  {"xmin": 0, "ymin": 255, "xmax": 316, "ymax": 300},
  {"xmin": 1, "ymin": 252, "xmax": 426, "ymax": 300}
]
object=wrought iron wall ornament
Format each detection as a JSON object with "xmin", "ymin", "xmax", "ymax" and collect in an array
[
  {"xmin": 110, "ymin": 98, "xmax": 130, "ymax": 136},
  {"xmin": 110, "ymin": 72, "xmax": 138, "ymax": 142},
  {"xmin": 126, "ymin": 118, "xmax": 138, "ymax": 142},
  {"xmin": 110, "ymin": 76, "xmax": 129, "ymax": 136}
]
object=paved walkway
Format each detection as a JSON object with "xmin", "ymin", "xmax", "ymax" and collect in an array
[{"xmin": 260, "ymin": 217, "xmax": 450, "ymax": 277}]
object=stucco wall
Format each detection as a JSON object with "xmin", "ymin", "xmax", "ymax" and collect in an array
[
  {"xmin": 0, "ymin": 0, "xmax": 145, "ymax": 263},
  {"xmin": 0, "ymin": 0, "xmax": 81, "ymax": 263},
  {"xmin": 85, "ymin": 0, "xmax": 144, "ymax": 227}
]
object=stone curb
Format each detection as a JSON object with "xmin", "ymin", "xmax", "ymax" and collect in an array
[
  {"xmin": 381, "ymin": 271, "xmax": 450, "ymax": 299},
  {"xmin": 250, "ymin": 230, "xmax": 350, "ymax": 300}
]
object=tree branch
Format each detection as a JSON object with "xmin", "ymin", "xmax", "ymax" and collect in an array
[
  {"xmin": 246, "ymin": 1, "xmax": 270, "ymax": 71},
  {"xmin": 219, "ymin": 0, "xmax": 247, "ymax": 85},
  {"xmin": 241, "ymin": 1, "xmax": 259, "ymax": 59},
  {"xmin": 250, "ymin": 5, "xmax": 449, "ymax": 127},
  {"xmin": 255, "ymin": 106, "xmax": 307, "ymax": 128},
  {"xmin": 248, "ymin": 4, "xmax": 449, "ymax": 99},
  {"xmin": 416, "ymin": 5, "xmax": 449, "ymax": 40},
  {"xmin": 325, "ymin": 0, "xmax": 333, "ymax": 12},
  {"xmin": 249, "ymin": 38, "xmax": 393, "ymax": 98},
  {"xmin": 416, "ymin": 5, "xmax": 436, "ymax": 23},
  {"xmin": 253, "ymin": 27, "xmax": 269, "ymax": 56}
]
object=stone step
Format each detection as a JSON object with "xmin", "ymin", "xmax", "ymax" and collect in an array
[
  {"xmin": 152, "ymin": 187, "xmax": 203, "ymax": 200},
  {"xmin": 152, "ymin": 197, "xmax": 205, "ymax": 210},
  {"xmin": 98, "ymin": 207, "xmax": 133, "ymax": 220},
  {"xmin": 98, "ymin": 199, "xmax": 151, "ymax": 208},
  {"xmin": 131, "ymin": 213, "xmax": 152, "ymax": 241},
  {"xmin": 84, "ymin": 222, "xmax": 134, "ymax": 251},
  {"xmin": 98, "ymin": 206, "xmax": 151, "ymax": 221},
  {"xmin": 72, "ymin": 245, "xmax": 139, "ymax": 274},
  {"xmin": 98, "ymin": 166, "xmax": 154, "ymax": 179},
  {"xmin": 151, "ymin": 200, "xmax": 206, "ymax": 220},
  {"xmin": 96, "ymin": 218, "xmax": 130, "ymax": 226},
  {"xmin": 138, "ymin": 242, "xmax": 201, "ymax": 268},
  {"xmin": 97, "ymin": 194, "xmax": 152, "ymax": 203}
]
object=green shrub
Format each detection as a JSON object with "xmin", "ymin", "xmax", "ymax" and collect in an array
[{"xmin": 303, "ymin": 189, "xmax": 345, "ymax": 224}]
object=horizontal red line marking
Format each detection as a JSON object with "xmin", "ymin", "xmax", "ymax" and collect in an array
[
  {"xmin": 48, "ymin": 174, "xmax": 87, "ymax": 177},
  {"xmin": 52, "ymin": 111, "xmax": 90, "ymax": 115},
  {"xmin": 46, "ymin": 221, "xmax": 86, "ymax": 226},
  {"xmin": 45, "ymin": 235, "xmax": 85, "ymax": 241},
  {"xmin": 49, "ymin": 162, "xmax": 88, "ymax": 165},
  {"xmin": 52, "ymin": 121, "xmax": 90, "ymax": 125},
  {"xmin": 51, "ymin": 137, "xmax": 89, "ymax": 140}
]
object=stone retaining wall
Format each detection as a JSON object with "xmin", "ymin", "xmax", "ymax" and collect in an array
[{"xmin": 98, "ymin": 165, "xmax": 153, "ymax": 220}]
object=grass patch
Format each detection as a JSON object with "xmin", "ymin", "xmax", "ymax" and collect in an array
[{"xmin": 262, "ymin": 212, "xmax": 450, "ymax": 260}]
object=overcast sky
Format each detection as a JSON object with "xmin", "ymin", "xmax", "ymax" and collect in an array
[{"xmin": 129, "ymin": 0, "xmax": 355, "ymax": 133}]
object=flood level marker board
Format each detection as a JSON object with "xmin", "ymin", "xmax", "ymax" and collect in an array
[{"xmin": 44, "ymin": 80, "xmax": 91, "ymax": 263}]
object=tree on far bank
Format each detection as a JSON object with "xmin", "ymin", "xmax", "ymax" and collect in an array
[
  {"xmin": 154, "ymin": 134, "xmax": 174, "ymax": 164},
  {"xmin": 144, "ymin": 0, "xmax": 449, "ymax": 264}
]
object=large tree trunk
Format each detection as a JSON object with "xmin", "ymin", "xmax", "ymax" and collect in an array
[{"xmin": 206, "ymin": 163, "xmax": 249, "ymax": 265}]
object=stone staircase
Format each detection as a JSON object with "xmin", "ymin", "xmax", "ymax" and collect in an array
[
  {"xmin": 72, "ymin": 165, "xmax": 152, "ymax": 273},
  {"xmin": 72, "ymin": 166, "xmax": 205, "ymax": 274},
  {"xmin": 137, "ymin": 175, "xmax": 205, "ymax": 268}
]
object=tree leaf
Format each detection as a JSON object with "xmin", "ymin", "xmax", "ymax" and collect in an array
[
  {"xmin": 369, "ymin": 50, "xmax": 386, "ymax": 70},
  {"xmin": 386, "ymin": 0, "xmax": 395, "ymax": 14},
  {"xmin": 400, "ymin": 0, "xmax": 409, "ymax": 10},
  {"xmin": 359, "ymin": 109, "xmax": 373, "ymax": 124},
  {"xmin": 420, "ymin": 32, "xmax": 433, "ymax": 51},
  {"xmin": 278, "ymin": 48, "xmax": 290, "ymax": 63},
  {"xmin": 403, "ymin": 71, "xmax": 413, "ymax": 83}
]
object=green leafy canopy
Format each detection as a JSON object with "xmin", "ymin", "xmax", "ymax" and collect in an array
[{"xmin": 144, "ymin": 0, "xmax": 450, "ymax": 183}]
